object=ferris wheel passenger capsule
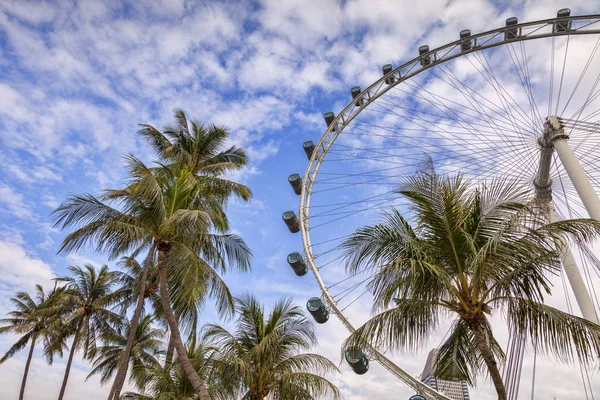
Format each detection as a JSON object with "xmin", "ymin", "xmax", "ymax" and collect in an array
[
  {"xmin": 306, "ymin": 297, "xmax": 329, "ymax": 323},
  {"xmin": 460, "ymin": 29, "xmax": 473, "ymax": 52},
  {"xmin": 555, "ymin": 8, "xmax": 572, "ymax": 32},
  {"xmin": 351, "ymin": 86, "xmax": 364, "ymax": 106},
  {"xmin": 282, "ymin": 210, "xmax": 300, "ymax": 233},
  {"xmin": 505, "ymin": 17, "xmax": 519, "ymax": 40},
  {"xmin": 288, "ymin": 173, "xmax": 302, "ymax": 195},
  {"xmin": 419, "ymin": 45, "xmax": 431, "ymax": 66},
  {"xmin": 382, "ymin": 64, "xmax": 395, "ymax": 85},
  {"xmin": 345, "ymin": 347, "xmax": 370, "ymax": 375},
  {"xmin": 324, "ymin": 112, "xmax": 336, "ymax": 131},
  {"xmin": 303, "ymin": 141, "xmax": 315, "ymax": 160},
  {"xmin": 287, "ymin": 252, "xmax": 308, "ymax": 276}
]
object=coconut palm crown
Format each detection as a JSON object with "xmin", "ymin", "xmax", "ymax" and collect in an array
[
  {"xmin": 0, "ymin": 284, "xmax": 64, "ymax": 400},
  {"xmin": 138, "ymin": 108, "xmax": 252, "ymax": 233},
  {"xmin": 52, "ymin": 264, "xmax": 124, "ymax": 400},
  {"xmin": 341, "ymin": 162, "xmax": 600, "ymax": 400},
  {"xmin": 203, "ymin": 294, "xmax": 341, "ymax": 400},
  {"xmin": 122, "ymin": 340, "xmax": 234, "ymax": 400},
  {"xmin": 87, "ymin": 315, "xmax": 164, "ymax": 387}
]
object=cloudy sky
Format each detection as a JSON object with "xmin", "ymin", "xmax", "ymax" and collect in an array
[{"xmin": 1, "ymin": 0, "xmax": 600, "ymax": 399}]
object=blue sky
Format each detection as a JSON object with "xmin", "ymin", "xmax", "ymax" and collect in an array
[{"xmin": 1, "ymin": 0, "xmax": 600, "ymax": 399}]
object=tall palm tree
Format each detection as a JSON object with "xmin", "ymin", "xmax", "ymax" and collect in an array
[
  {"xmin": 122, "ymin": 340, "xmax": 234, "ymax": 400},
  {"xmin": 341, "ymin": 163, "xmax": 600, "ymax": 400},
  {"xmin": 52, "ymin": 264, "xmax": 124, "ymax": 400},
  {"xmin": 87, "ymin": 315, "xmax": 164, "ymax": 387},
  {"xmin": 0, "ymin": 284, "xmax": 62, "ymax": 400},
  {"xmin": 203, "ymin": 295, "xmax": 341, "ymax": 400},
  {"xmin": 52, "ymin": 156, "xmax": 251, "ymax": 400}
]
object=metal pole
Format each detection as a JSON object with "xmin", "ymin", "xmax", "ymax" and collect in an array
[
  {"xmin": 553, "ymin": 138, "xmax": 600, "ymax": 220},
  {"xmin": 549, "ymin": 206, "xmax": 599, "ymax": 324}
]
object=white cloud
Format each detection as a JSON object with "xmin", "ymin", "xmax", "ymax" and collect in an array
[
  {"xmin": 0, "ymin": 182, "xmax": 33, "ymax": 219},
  {"xmin": 65, "ymin": 253, "xmax": 101, "ymax": 268},
  {"xmin": 0, "ymin": 239, "xmax": 55, "ymax": 293}
]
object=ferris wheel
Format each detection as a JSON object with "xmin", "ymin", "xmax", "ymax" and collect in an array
[{"xmin": 282, "ymin": 9, "xmax": 600, "ymax": 399}]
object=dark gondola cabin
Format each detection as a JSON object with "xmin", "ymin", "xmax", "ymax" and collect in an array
[
  {"xmin": 555, "ymin": 8, "xmax": 571, "ymax": 32},
  {"xmin": 345, "ymin": 347, "xmax": 369, "ymax": 375},
  {"xmin": 460, "ymin": 29, "xmax": 472, "ymax": 52},
  {"xmin": 324, "ymin": 112, "xmax": 336, "ymax": 131},
  {"xmin": 282, "ymin": 210, "xmax": 300, "ymax": 233},
  {"xmin": 303, "ymin": 141, "xmax": 315, "ymax": 160},
  {"xmin": 505, "ymin": 17, "xmax": 519, "ymax": 40},
  {"xmin": 351, "ymin": 86, "xmax": 364, "ymax": 106},
  {"xmin": 287, "ymin": 252, "xmax": 308, "ymax": 276},
  {"xmin": 288, "ymin": 173, "xmax": 302, "ymax": 195},
  {"xmin": 419, "ymin": 45, "xmax": 431, "ymax": 66},
  {"xmin": 382, "ymin": 64, "xmax": 395, "ymax": 85},
  {"xmin": 306, "ymin": 297, "xmax": 329, "ymax": 323}
]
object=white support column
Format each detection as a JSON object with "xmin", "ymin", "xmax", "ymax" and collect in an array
[
  {"xmin": 549, "ymin": 206, "xmax": 599, "ymax": 324},
  {"xmin": 553, "ymin": 137, "xmax": 600, "ymax": 220}
]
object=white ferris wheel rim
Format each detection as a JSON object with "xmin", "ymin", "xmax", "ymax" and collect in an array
[{"xmin": 297, "ymin": 12, "xmax": 600, "ymax": 400}]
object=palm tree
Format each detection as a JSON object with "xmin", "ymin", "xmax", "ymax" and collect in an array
[
  {"xmin": 203, "ymin": 295, "xmax": 341, "ymax": 400},
  {"xmin": 87, "ymin": 315, "xmax": 164, "ymax": 388},
  {"xmin": 122, "ymin": 340, "xmax": 234, "ymax": 400},
  {"xmin": 52, "ymin": 156, "xmax": 252, "ymax": 400},
  {"xmin": 0, "ymin": 284, "xmax": 62, "ymax": 400},
  {"xmin": 52, "ymin": 264, "xmax": 124, "ymax": 400},
  {"xmin": 340, "ymin": 163, "xmax": 600, "ymax": 400}
]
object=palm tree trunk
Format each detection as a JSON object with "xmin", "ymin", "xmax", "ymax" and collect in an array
[
  {"xmin": 157, "ymin": 248, "xmax": 211, "ymax": 400},
  {"xmin": 58, "ymin": 326, "xmax": 81, "ymax": 400},
  {"xmin": 164, "ymin": 330, "xmax": 175, "ymax": 370},
  {"xmin": 108, "ymin": 245, "xmax": 155, "ymax": 400},
  {"xmin": 471, "ymin": 323, "xmax": 507, "ymax": 400},
  {"xmin": 19, "ymin": 337, "xmax": 35, "ymax": 400}
]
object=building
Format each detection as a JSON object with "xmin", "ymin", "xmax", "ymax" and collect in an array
[{"xmin": 418, "ymin": 349, "xmax": 470, "ymax": 400}]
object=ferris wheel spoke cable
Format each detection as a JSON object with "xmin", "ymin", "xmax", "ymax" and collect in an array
[
  {"xmin": 309, "ymin": 189, "xmax": 398, "ymax": 215},
  {"xmin": 512, "ymin": 40, "xmax": 544, "ymax": 126},
  {"xmin": 559, "ymin": 267, "xmax": 594, "ymax": 400},
  {"xmin": 309, "ymin": 198, "xmax": 401, "ymax": 229},
  {"xmin": 332, "ymin": 277, "xmax": 371, "ymax": 301},
  {"xmin": 348, "ymin": 112, "xmax": 535, "ymax": 172},
  {"xmin": 432, "ymin": 64, "xmax": 539, "ymax": 172},
  {"xmin": 374, "ymin": 83, "xmax": 528, "ymax": 136},
  {"xmin": 549, "ymin": 37, "xmax": 556, "ymax": 115},
  {"xmin": 327, "ymin": 270, "xmax": 367, "ymax": 290},
  {"xmin": 560, "ymin": 37, "xmax": 600, "ymax": 116},
  {"xmin": 400, "ymin": 78, "xmax": 537, "ymax": 136},
  {"xmin": 554, "ymin": 35, "xmax": 571, "ymax": 116},
  {"xmin": 504, "ymin": 44, "xmax": 543, "ymax": 130},
  {"xmin": 474, "ymin": 47, "xmax": 536, "ymax": 140},
  {"xmin": 310, "ymin": 198, "xmax": 401, "ymax": 220},
  {"xmin": 576, "ymin": 246, "xmax": 600, "ymax": 314},
  {"xmin": 580, "ymin": 245, "xmax": 600, "ymax": 279},
  {"xmin": 466, "ymin": 48, "xmax": 539, "ymax": 137},
  {"xmin": 344, "ymin": 123, "xmax": 528, "ymax": 151},
  {"xmin": 567, "ymin": 68, "xmax": 600, "ymax": 124},
  {"xmin": 363, "ymin": 95, "xmax": 515, "ymax": 144},
  {"xmin": 518, "ymin": 41, "xmax": 545, "ymax": 125},
  {"xmin": 428, "ymin": 62, "xmax": 537, "ymax": 133},
  {"xmin": 434, "ymin": 62, "xmax": 538, "ymax": 135},
  {"xmin": 341, "ymin": 289, "xmax": 371, "ymax": 312}
]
